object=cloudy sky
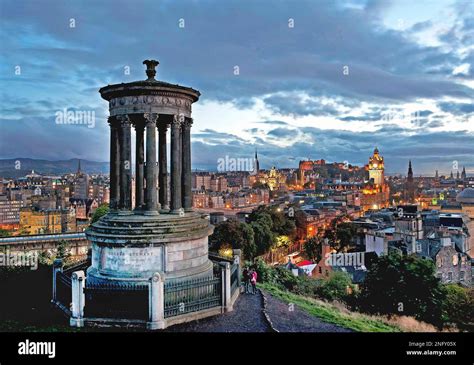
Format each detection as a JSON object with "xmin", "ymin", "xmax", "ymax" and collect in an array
[{"xmin": 0, "ymin": 0, "xmax": 473, "ymax": 175}]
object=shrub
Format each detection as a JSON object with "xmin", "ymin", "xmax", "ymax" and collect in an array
[
  {"xmin": 441, "ymin": 284, "xmax": 474, "ymax": 331},
  {"xmin": 316, "ymin": 271, "xmax": 355, "ymax": 302}
]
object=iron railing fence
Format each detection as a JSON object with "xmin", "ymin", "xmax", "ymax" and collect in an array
[
  {"xmin": 164, "ymin": 275, "xmax": 222, "ymax": 318},
  {"xmin": 56, "ymin": 270, "xmax": 72, "ymax": 310},
  {"xmin": 84, "ymin": 281, "xmax": 149, "ymax": 320},
  {"xmin": 230, "ymin": 262, "xmax": 239, "ymax": 296},
  {"xmin": 63, "ymin": 260, "xmax": 89, "ymax": 276}
]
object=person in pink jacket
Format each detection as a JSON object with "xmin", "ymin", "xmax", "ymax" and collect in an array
[{"xmin": 250, "ymin": 269, "xmax": 258, "ymax": 295}]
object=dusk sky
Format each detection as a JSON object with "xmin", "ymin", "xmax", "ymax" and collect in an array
[{"xmin": 0, "ymin": 0, "xmax": 473, "ymax": 175}]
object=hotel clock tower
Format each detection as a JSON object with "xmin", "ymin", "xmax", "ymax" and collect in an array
[{"xmin": 368, "ymin": 147, "xmax": 385, "ymax": 187}]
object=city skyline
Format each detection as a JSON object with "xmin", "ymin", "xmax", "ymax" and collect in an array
[{"xmin": 1, "ymin": 0, "xmax": 473, "ymax": 174}]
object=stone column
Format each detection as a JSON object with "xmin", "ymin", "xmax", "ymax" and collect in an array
[
  {"xmin": 52, "ymin": 258, "xmax": 63, "ymax": 303},
  {"xmin": 134, "ymin": 119, "xmax": 145, "ymax": 211},
  {"xmin": 70, "ymin": 270, "xmax": 85, "ymax": 328},
  {"xmin": 117, "ymin": 114, "xmax": 132, "ymax": 212},
  {"xmin": 219, "ymin": 262, "xmax": 233, "ymax": 312},
  {"xmin": 144, "ymin": 113, "xmax": 159, "ymax": 215},
  {"xmin": 158, "ymin": 122, "xmax": 169, "ymax": 211},
  {"xmin": 181, "ymin": 118, "xmax": 193, "ymax": 212},
  {"xmin": 108, "ymin": 117, "xmax": 120, "ymax": 211},
  {"xmin": 147, "ymin": 272, "xmax": 165, "ymax": 330},
  {"xmin": 170, "ymin": 115, "xmax": 182, "ymax": 214},
  {"xmin": 233, "ymin": 249, "xmax": 242, "ymax": 289}
]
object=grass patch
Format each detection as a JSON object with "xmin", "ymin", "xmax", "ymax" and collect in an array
[
  {"xmin": 259, "ymin": 283, "xmax": 401, "ymax": 332},
  {"xmin": 0, "ymin": 320, "xmax": 80, "ymax": 333}
]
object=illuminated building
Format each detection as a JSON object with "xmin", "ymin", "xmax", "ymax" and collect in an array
[
  {"xmin": 267, "ymin": 166, "xmax": 279, "ymax": 191},
  {"xmin": 299, "ymin": 159, "xmax": 325, "ymax": 186},
  {"xmin": 368, "ymin": 147, "xmax": 384, "ymax": 186},
  {"xmin": 361, "ymin": 147, "xmax": 389, "ymax": 211}
]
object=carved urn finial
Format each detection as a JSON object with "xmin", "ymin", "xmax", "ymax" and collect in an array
[{"xmin": 143, "ymin": 59, "xmax": 159, "ymax": 81}]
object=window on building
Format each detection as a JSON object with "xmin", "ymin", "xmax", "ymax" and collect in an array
[
  {"xmin": 416, "ymin": 244, "xmax": 422, "ymax": 252},
  {"xmin": 460, "ymin": 271, "xmax": 465, "ymax": 281},
  {"xmin": 447, "ymin": 272, "xmax": 453, "ymax": 281}
]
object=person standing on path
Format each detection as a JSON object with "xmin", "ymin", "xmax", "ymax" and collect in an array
[
  {"xmin": 250, "ymin": 269, "xmax": 258, "ymax": 294},
  {"xmin": 242, "ymin": 267, "xmax": 250, "ymax": 293}
]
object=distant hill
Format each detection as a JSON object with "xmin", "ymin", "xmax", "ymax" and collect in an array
[{"xmin": 0, "ymin": 158, "xmax": 108, "ymax": 178}]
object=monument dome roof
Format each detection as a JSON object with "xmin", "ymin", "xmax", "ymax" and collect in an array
[{"xmin": 99, "ymin": 59, "xmax": 200, "ymax": 102}]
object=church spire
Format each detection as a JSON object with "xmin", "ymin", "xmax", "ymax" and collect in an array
[
  {"xmin": 77, "ymin": 159, "xmax": 82, "ymax": 174},
  {"xmin": 252, "ymin": 147, "xmax": 260, "ymax": 175},
  {"xmin": 406, "ymin": 160, "xmax": 415, "ymax": 203}
]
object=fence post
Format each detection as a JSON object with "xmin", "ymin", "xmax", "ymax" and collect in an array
[
  {"xmin": 219, "ymin": 261, "xmax": 232, "ymax": 312},
  {"xmin": 232, "ymin": 249, "xmax": 242, "ymax": 288},
  {"xmin": 52, "ymin": 258, "xmax": 63, "ymax": 303},
  {"xmin": 70, "ymin": 270, "xmax": 85, "ymax": 327},
  {"xmin": 86, "ymin": 248, "xmax": 92, "ymax": 266},
  {"xmin": 147, "ymin": 272, "xmax": 166, "ymax": 330}
]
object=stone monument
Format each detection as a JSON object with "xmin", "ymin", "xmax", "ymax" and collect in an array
[{"xmin": 86, "ymin": 60, "xmax": 214, "ymax": 286}]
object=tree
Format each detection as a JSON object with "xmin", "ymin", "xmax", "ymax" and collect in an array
[
  {"xmin": 441, "ymin": 284, "xmax": 474, "ymax": 331},
  {"xmin": 360, "ymin": 253, "xmax": 444, "ymax": 326},
  {"xmin": 324, "ymin": 215, "xmax": 356, "ymax": 251},
  {"xmin": 251, "ymin": 221, "xmax": 275, "ymax": 255},
  {"xmin": 304, "ymin": 236, "xmax": 322, "ymax": 263},
  {"xmin": 275, "ymin": 235, "xmax": 291, "ymax": 248},
  {"xmin": 209, "ymin": 219, "xmax": 256, "ymax": 260},
  {"xmin": 0, "ymin": 228, "xmax": 11, "ymax": 237},
  {"xmin": 55, "ymin": 240, "xmax": 71, "ymax": 263},
  {"xmin": 91, "ymin": 204, "xmax": 109, "ymax": 224},
  {"xmin": 335, "ymin": 222, "xmax": 357, "ymax": 250},
  {"xmin": 317, "ymin": 271, "xmax": 354, "ymax": 302},
  {"xmin": 249, "ymin": 205, "xmax": 296, "ymax": 237}
]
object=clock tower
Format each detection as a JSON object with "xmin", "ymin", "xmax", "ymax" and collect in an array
[{"xmin": 368, "ymin": 147, "xmax": 384, "ymax": 186}]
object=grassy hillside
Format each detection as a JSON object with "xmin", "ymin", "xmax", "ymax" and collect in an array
[{"xmin": 260, "ymin": 283, "xmax": 402, "ymax": 332}]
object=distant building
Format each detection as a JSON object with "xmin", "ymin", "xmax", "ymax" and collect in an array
[
  {"xmin": 250, "ymin": 149, "xmax": 260, "ymax": 176},
  {"xmin": 368, "ymin": 147, "xmax": 384, "ymax": 186},
  {"xmin": 361, "ymin": 147, "xmax": 389, "ymax": 211},
  {"xmin": 19, "ymin": 207, "xmax": 76, "ymax": 234},
  {"xmin": 461, "ymin": 166, "xmax": 467, "ymax": 181},
  {"xmin": 193, "ymin": 173, "xmax": 211, "ymax": 190},
  {"xmin": 0, "ymin": 198, "xmax": 23, "ymax": 229},
  {"xmin": 435, "ymin": 234, "xmax": 471, "ymax": 286},
  {"xmin": 73, "ymin": 160, "xmax": 89, "ymax": 200},
  {"xmin": 405, "ymin": 160, "xmax": 415, "ymax": 203},
  {"xmin": 210, "ymin": 175, "xmax": 228, "ymax": 192},
  {"xmin": 299, "ymin": 159, "xmax": 325, "ymax": 186}
]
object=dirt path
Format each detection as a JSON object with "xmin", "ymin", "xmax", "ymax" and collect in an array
[
  {"xmin": 164, "ymin": 290, "xmax": 272, "ymax": 332},
  {"xmin": 165, "ymin": 288, "xmax": 352, "ymax": 332},
  {"xmin": 261, "ymin": 290, "xmax": 353, "ymax": 332}
]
